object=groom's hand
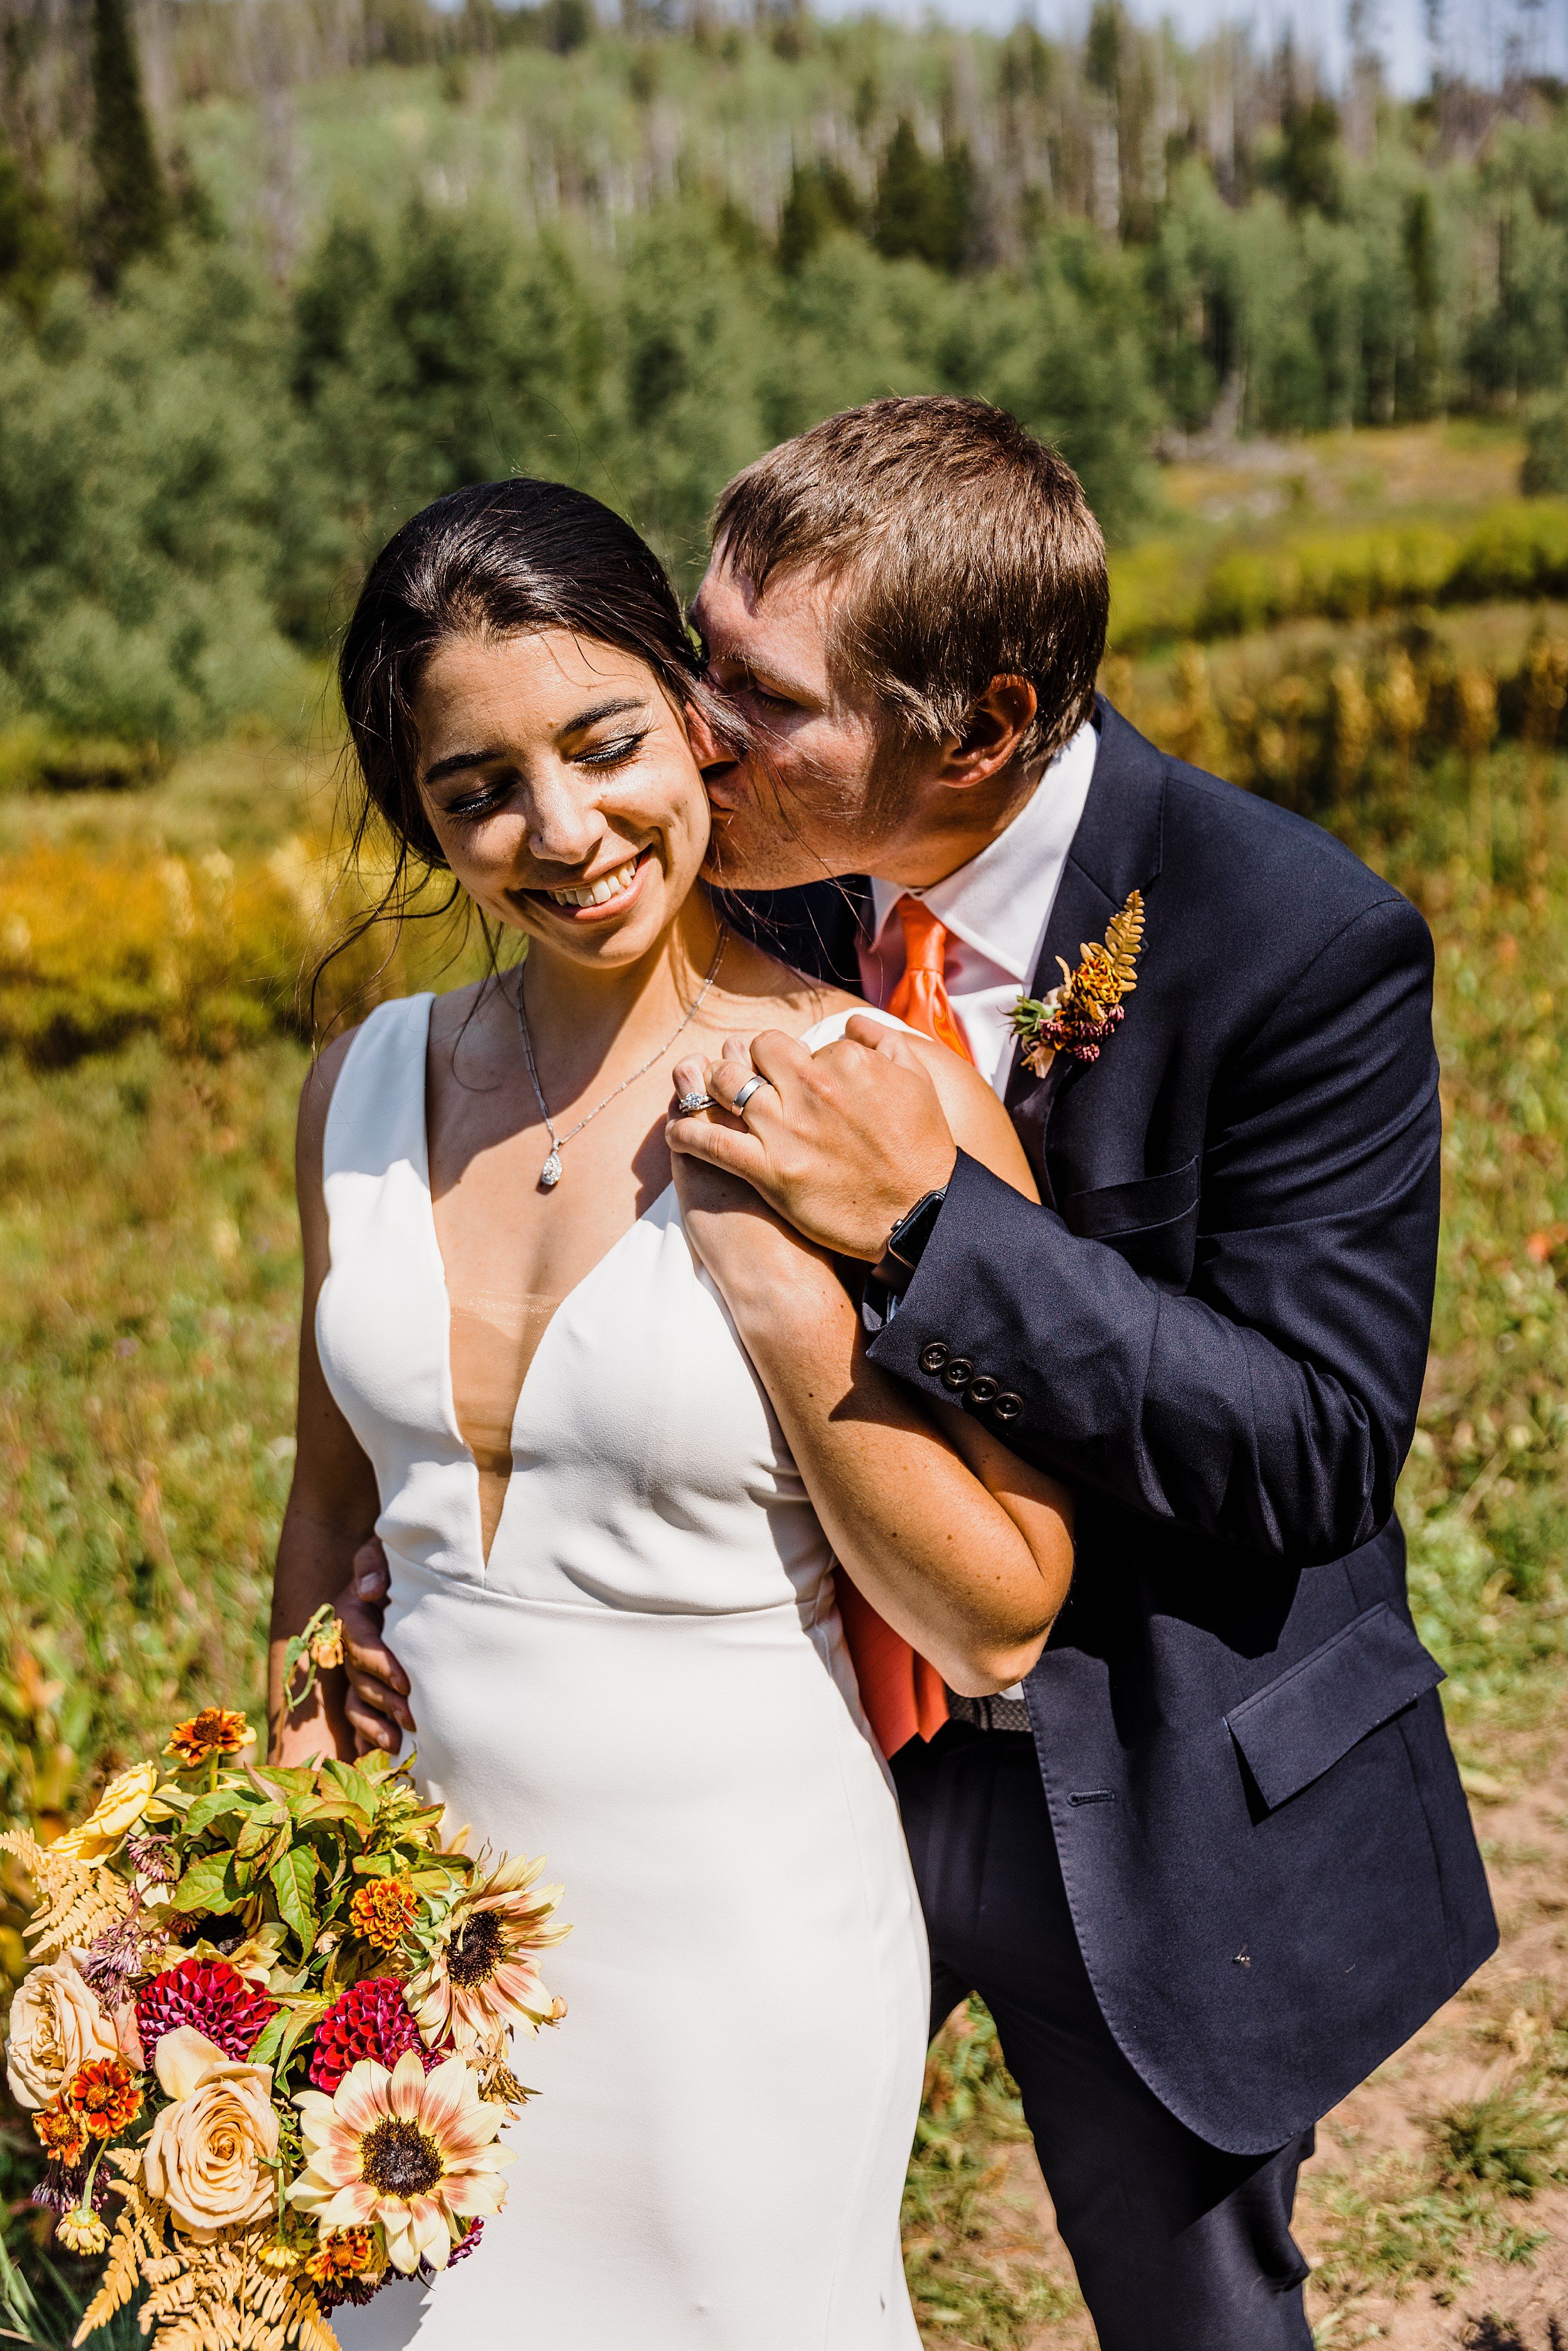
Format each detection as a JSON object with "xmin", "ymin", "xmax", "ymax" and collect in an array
[
  {"xmin": 337, "ymin": 1537, "xmax": 416, "ymax": 1756},
  {"xmin": 666, "ymin": 1016, "xmax": 957, "ymax": 1261}
]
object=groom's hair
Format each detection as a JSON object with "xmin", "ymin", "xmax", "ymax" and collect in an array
[{"xmin": 711, "ymin": 396, "xmax": 1107, "ymax": 771}]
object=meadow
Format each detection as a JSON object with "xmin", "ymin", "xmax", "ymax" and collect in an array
[
  {"xmin": 0, "ymin": 417, "xmax": 1564, "ymax": 2348},
  {"xmin": 4, "ymin": 0, "xmax": 1568, "ymax": 2332}
]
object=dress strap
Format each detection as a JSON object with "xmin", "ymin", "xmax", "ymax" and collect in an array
[{"xmin": 322, "ymin": 994, "xmax": 435, "ymax": 1189}]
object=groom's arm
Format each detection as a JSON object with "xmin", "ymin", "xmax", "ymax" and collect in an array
[{"xmin": 869, "ymin": 895, "xmax": 1441, "ymax": 1566}]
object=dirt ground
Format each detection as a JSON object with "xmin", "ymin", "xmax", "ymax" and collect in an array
[{"xmin": 965, "ymin": 1728, "xmax": 1568, "ymax": 2350}]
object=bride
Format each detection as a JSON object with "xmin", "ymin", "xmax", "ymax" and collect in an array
[{"xmin": 268, "ymin": 476, "xmax": 1073, "ymax": 2347}]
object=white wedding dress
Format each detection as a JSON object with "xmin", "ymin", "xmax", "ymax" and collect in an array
[{"xmin": 316, "ymin": 993, "xmax": 928, "ymax": 2349}]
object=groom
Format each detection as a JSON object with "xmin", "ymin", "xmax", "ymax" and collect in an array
[
  {"xmin": 675, "ymin": 396, "xmax": 1496, "ymax": 2347},
  {"xmin": 346, "ymin": 398, "xmax": 1496, "ymax": 2348}
]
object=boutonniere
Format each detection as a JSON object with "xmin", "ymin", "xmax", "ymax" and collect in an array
[{"xmin": 1010, "ymin": 891, "xmax": 1145, "ymax": 1076}]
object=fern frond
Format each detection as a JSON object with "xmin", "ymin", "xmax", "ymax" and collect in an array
[
  {"xmin": 72, "ymin": 2171, "xmax": 167, "ymax": 2347},
  {"xmin": 31, "ymin": 1870, "xmax": 134, "ymax": 1958},
  {"xmin": 1, "ymin": 1825, "xmax": 134, "ymax": 1958},
  {"xmin": 134, "ymin": 2225, "xmax": 340, "ymax": 2351},
  {"xmin": 1103, "ymin": 889, "xmax": 1144, "ymax": 992}
]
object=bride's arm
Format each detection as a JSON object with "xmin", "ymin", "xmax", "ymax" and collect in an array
[
  {"xmin": 267, "ymin": 1036, "xmax": 383, "ymax": 1765},
  {"xmin": 669, "ymin": 1042, "xmax": 1072, "ymax": 1697}
]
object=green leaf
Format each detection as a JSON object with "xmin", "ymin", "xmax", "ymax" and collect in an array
[
  {"xmin": 183, "ymin": 1788, "xmax": 255, "ymax": 1839},
  {"xmin": 235, "ymin": 1805, "xmax": 287, "ymax": 1860},
  {"xmin": 322, "ymin": 1759, "xmax": 379, "ymax": 1820},
  {"xmin": 275, "ymin": 2000, "xmax": 329, "ymax": 2079},
  {"xmin": 247, "ymin": 2007, "xmax": 290, "ymax": 2071},
  {"xmin": 172, "ymin": 1849, "xmax": 242, "ymax": 1915},
  {"xmin": 268, "ymin": 1844, "xmax": 320, "ymax": 1946},
  {"xmin": 250, "ymin": 1997, "xmax": 327, "ymax": 2078},
  {"xmin": 249, "ymin": 1764, "xmax": 320, "ymax": 1803}
]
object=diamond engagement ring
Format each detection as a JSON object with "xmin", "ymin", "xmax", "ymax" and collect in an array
[
  {"xmin": 731, "ymin": 1075, "xmax": 775, "ymax": 1114},
  {"xmin": 675, "ymin": 1091, "xmax": 716, "ymax": 1114}
]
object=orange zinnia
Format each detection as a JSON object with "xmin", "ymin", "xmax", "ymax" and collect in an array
[
  {"xmin": 64, "ymin": 2056, "xmax": 144, "ymax": 2138},
  {"xmin": 33, "ymin": 2101, "xmax": 89, "ymax": 2167},
  {"xmin": 349, "ymin": 1878, "xmax": 420, "ymax": 1954},
  {"xmin": 305, "ymin": 2226, "xmax": 384, "ymax": 2286},
  {"xmin": 165, "ymin": 1708, "xmax": 252, "ymax": 1770}
]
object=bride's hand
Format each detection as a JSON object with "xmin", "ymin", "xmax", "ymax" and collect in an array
[{"xmin": 669, "ymin": 1049, "xmax": 837, "ymax": 1313}]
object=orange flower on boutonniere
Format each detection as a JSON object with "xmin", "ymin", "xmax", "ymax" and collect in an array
[{"xmin": 1010, "ymin": 891, "xmax": 1145, "ymax": 1075}]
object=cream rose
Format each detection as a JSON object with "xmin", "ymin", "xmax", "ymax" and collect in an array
[
  {"xmin": 4, "ymin": 1958, "xmax": 120, "ymax": 2111},
  {"xmin": 51, "ymin": 1760, "xmax": 159, "ymax": 1862},
  {"xmin": 143, "ymin": 2027, "xmax": 279, "ymax": 2240}
]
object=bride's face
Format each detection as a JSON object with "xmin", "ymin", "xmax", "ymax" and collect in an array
[{"xmin": 413, "ymin": 627, "xmax": 712, "ymax": 969}]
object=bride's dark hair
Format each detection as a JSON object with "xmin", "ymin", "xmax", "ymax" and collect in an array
[{"xmin": 319, "ymin": 478, "xmax": 729, "ymax": 1031}]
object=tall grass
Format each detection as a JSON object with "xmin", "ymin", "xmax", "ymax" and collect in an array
[{"xmin": 0, "ymin": 699, "xmax": 1562, "ymax": 2340}]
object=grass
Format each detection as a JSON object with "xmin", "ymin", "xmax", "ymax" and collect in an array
[
  {"xmin": 1, "ymin": 426, "xmax": 1566, "ymax": 2339},
  {"xmin": 903, "ymin": 2007, "xmax": 1084, "ymax": 2345}
]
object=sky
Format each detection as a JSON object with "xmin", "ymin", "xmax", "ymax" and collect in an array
[{"xmin": 835, "ymin": 0, "xmax": 1564, "ymax": 95}]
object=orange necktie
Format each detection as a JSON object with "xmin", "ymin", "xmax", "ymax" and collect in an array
[
  {"xmin": 886, "ymin": 895, "xmax": 976, "ymax": 1068},
  {"xmin": 836, "ymin": 895, "xmax": 970, "ymax": 1758}
]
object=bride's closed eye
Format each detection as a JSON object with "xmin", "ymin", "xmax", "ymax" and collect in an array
[{"xmin": 576, "ymin": 727, "xmax": 652, "ymax": 770}]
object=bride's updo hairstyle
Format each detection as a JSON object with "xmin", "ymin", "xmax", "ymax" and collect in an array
[{"xmin": 340, "ymin": 476, "xmax": 712, "ymax": 876}]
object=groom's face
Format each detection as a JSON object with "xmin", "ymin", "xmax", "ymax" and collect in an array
[{"xmin": 691, "ymin": 555, "xmax": 897, "ymax": 891}]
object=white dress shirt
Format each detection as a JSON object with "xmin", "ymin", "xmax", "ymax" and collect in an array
[{"xmin": 858, "ymin": 720, "xmax": 1098, "ymax": 1098}]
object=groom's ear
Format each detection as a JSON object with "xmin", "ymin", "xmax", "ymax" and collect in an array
[{"xmin": 938, "ymin": 676, "xmax": 1037, "ymax": 790}]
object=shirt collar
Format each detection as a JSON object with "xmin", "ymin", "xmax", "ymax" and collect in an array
[{"xmin": 867, "ymin": 720, "xmax": 1098, "ymax": 982}]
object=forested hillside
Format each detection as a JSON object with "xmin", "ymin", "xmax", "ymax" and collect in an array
[{"xmin": 3, "ymin": 0, "xmax": 1568, "ymax": 752}]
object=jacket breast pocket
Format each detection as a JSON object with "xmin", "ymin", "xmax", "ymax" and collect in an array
[
  {"xmin": 1225, "ymin": 1602, "xmax": 1446, "ymax": 1814},
  {"xmin": 1061, "ymin": 1155, "xmax": 1200, "ymax": 1288}
]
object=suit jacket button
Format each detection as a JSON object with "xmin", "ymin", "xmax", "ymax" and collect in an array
[
  {"xmin": 940, "ymin": 1356, "xmax": 974, "ymax": 1390},
  {"xmin": 992, "ymin": 1392, "xmax": 1024, "ymax": 1421},
  {"xmin": 967, "ymin": 1374, "xmax": 999, "ymax": 1404},
  {"xmin": 919, "ymin": 1342, "xmax": 950, "ymax": 1375}
]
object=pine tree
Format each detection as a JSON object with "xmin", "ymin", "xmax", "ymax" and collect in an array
[{"xmin": 88, "ymin": 0, "xmax": 167, "ymax": 289}]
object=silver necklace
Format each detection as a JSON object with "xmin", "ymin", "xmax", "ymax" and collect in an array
[{"xmin": 513, "ymin": 927, "xmax": 728, "ymax": 1189}]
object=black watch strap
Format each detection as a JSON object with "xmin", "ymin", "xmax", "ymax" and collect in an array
[{"xmin": 871, "ymin": 1184, "xmax": 948, "ymax": 1299}]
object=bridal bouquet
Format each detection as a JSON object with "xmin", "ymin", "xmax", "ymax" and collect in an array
[{"xmin": 1, "ymin": 1613, "xmax": 568, "ymax": 2350}]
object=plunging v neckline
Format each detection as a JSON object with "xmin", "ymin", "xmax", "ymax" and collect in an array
[{"xmin": 416, "ymin": 995, "xmax": 675, "ymax": 1571}]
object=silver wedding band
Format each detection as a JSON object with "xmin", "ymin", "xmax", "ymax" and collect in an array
[
  {"xmin": 675, "ymin": 1091, "xmax": 715, "ymax": 1115},
  {"xmin": 731, "ymin": 1075, "xmax": 774, "ymax": 1115}
]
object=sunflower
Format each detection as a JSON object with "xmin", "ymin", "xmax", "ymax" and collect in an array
[
  {"xmin": 289, "ymin": 2051, "xmax": 514, "ymax": 2276},
  {"xmin": 406, "ymin": 1854, "xmax": 568, "ymax": 2057}
]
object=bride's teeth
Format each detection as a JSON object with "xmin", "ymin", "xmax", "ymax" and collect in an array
[{"xmin": 549, "ymin": 856, "xmax": 639, "ymax": 909}]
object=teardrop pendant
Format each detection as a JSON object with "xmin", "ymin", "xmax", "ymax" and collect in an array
[{"xmin": 540, "ymin": 1148, "xmax": 563, "ymax": 1190}]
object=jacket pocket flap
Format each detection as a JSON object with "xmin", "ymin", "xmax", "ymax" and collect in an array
[
  {"xmin": 1225, "ymin": 1603, "xmax": 1444, "ymax": 1813},
  {"xmin": 1064, "ymin": 1155, "xmax": 1200, "ymax": 1241}
]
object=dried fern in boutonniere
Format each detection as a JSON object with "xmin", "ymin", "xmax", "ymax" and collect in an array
[{"xmin": 1010, "ymin": 890, "xmax": 1145, "ymax": 1076}]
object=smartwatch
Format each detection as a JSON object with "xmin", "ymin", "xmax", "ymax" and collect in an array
[{"xmin": 870, "ymin": 1185, "xmax": 949, "ymax": 1300}]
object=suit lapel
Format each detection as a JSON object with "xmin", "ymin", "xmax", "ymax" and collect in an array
[{"xmin": 1004, "ymin": 703, "xmax": 1168, "ymax": 1176}]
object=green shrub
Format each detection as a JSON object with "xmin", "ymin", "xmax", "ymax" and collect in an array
[{"xmin": 1522, "ymin": 393, "xmax": 1568, "ymax": 496}]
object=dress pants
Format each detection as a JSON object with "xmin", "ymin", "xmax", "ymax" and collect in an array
[{"xmin": 893, "ymin": 1721, "xmax": 1316, "ymax": 2351}]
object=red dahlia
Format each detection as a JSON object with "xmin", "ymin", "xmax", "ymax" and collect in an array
[
  {"xmin": 136, "ymin": 1958, "xmax": 278, "ymax": 2065},
  {"xmin": 309, "ymin": 1977, "xmax": 437, "ymax": 2093}
]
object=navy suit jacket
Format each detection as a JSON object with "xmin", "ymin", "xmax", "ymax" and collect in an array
[{"xmin": 734, "ymin": 699, "xmax": 1496, "ymax": 2155}]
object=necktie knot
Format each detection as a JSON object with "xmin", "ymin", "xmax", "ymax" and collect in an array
[{"xmin": 896, "ymin": 894, "xmax": 950, "ymax": 977}]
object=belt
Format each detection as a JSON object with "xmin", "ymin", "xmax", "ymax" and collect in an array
[{"xmin": 945, "ymin": 1689, "xmax": 1032, "ymax": 1734}]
